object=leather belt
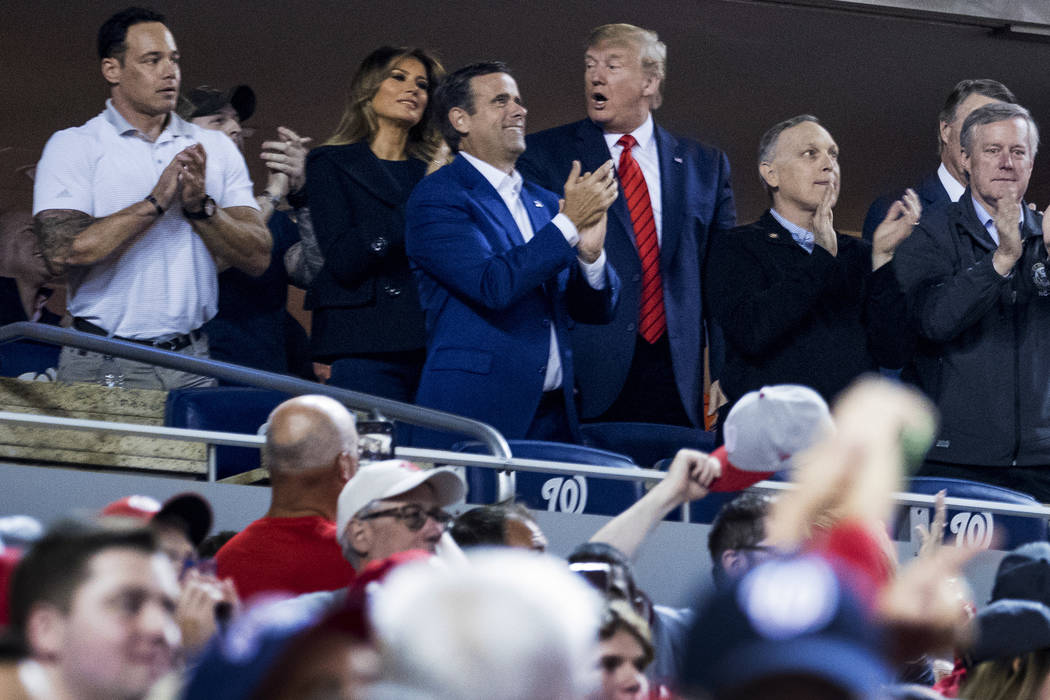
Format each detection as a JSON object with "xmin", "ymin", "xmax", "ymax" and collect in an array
[{"xmin": 73, "ymin": 317, "xmax": 200, "ymax": 352}]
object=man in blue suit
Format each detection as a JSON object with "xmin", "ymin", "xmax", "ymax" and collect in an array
[
  {"xmin": 406, "ymin": 62, "xmax": 620, "ymax": 448},
  {"xmin": 518, "ymin": 23, "xmax": 736, "ymax": 429},
  {"xmin": 862, "ymin": 79, "xmax": 1016, "ymax": 241}
]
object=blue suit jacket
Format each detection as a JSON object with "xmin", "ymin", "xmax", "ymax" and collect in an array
[
  {"xmin": 862, "ymin": 170, "xmax": 949, "ymax": 242},
  {"xmin": 405, "ymin": 155, "xmax": 620, "ymax": 447},
  {"xmin": 518, "ymin": 119, "xmax": 736, "ymax": 427}
]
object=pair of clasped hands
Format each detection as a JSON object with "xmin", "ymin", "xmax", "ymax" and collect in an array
[
  {"xmin": 559, "ymin": 159, "xmax": 619, "ymax": 264},
  {"xmin": 987, "ymin": 183, "xmax": 1050, "ymax": 277},
  {"xmin": 810, "ymin": 175, "xmax": 923, "ymax": 270}
]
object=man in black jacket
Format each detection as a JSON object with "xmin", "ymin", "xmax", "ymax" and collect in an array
[
  {"xmin": 705, "ymin": 115, "xmax": 919, "ymax": 421},
  {"xmin": 895, "ymin": 102, "xmax": 1050, "ymax": 499}
]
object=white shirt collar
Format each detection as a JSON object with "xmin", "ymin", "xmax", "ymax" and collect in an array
[
  {"xmin": 460, "ymin": 151, "xmax": 523, "ymax": 198},
  {"xmin": 603, "ymin": 113, "xmax": 655, "ymax": 153},
  {"xmin": 937, "ymin": 162, "xmax": 966, "ymax": 203},
  {"xmin": 103, "ymin": 98, "xmax": 192, "ymax": 141}
]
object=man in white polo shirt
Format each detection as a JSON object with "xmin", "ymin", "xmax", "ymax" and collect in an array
[{"xmin": 33, "ymin": 7, "xmax": 270, "ymax": 389}]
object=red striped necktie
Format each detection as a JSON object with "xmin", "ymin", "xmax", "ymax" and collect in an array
[{"xmin": 617, "ymin": 134, "xmax": 665, "ymax": 344}]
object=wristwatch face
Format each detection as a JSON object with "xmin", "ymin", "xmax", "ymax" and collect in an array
[{"xmin": 202, "ymin": 196, "xmax": 217, "ymax": 217}]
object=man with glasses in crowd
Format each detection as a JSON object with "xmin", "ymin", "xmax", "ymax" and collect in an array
[{"xmin": 336, "ymin": 460, "xmax": 466, "ymax": 572}]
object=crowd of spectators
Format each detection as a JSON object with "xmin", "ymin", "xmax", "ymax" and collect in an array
[
  {"xmin": 4, "ymin": 378, "xmax": 1045, "ymax": 699},
  {"xmin": 5, "ymin": 4, "xmax": 1050, "ymax": 699}
]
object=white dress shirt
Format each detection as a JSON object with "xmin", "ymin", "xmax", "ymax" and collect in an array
[{"xmin": 937, "ymin": 162, "xmax": 966, "ymax": 203}]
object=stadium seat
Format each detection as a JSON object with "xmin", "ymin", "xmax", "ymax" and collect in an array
[
  {"xmin": 452, "ymin": 440, "xmax": 643, "ymax": 515},
  {"xmin": 165, "ymin": 387, "xmax": 290, "ymax": 480},
  {"xmin": 895, "ymin": 476, "xmax": 1049, "ymax": 550},
  {"xmin": 580, "ymin": 421, "xmax": 717, "ymax": 468},
  {"xmin": 0, "ymin": 340, "xmax": 61, "ymax": 379}
]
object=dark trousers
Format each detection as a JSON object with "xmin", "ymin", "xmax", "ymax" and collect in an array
[
  {"xmin": 526, "ymin": 390, "xmax": 574, "ymax": 443},
  {"xmin": 328, "ymin": 350, "xmax": 425, "ymax": 444},
  {"xmin": 593, "ymin": 334, "xmax": 692, "ymax": 427},
  {"xmin": 327, "ymin": 349, "xmax": 425, "ymax": 405}
]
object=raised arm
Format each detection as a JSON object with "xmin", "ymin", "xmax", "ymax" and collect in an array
[{"xmin": 589, "ymin": 449, "xmax": 719, "ymax": 559}]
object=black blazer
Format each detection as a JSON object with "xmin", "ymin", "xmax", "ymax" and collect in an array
[{"xmin": 305, "ymin": 142, "xmax": 427, "ymax": 358}]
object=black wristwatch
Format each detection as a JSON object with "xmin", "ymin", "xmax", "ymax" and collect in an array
[{"xmin": 183, "ymin": 196, "xmax": 217, "ymax": 220}]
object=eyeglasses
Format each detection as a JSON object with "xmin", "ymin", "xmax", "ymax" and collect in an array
[{"xmin": 359, "ymin": 504, "xmax": 453, "ymax": 532}]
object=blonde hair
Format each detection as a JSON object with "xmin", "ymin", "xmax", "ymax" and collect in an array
[
  {"xmin": 960, "ymin": 649, "xmax": 1050, "ymax": 700},
  {"xmin": 586, "ymin": 23, "xmax": 666, "ymax": 109},
  {"xmin": 325, "ymin": 46, "xmax": 445, "ymax": 161}
]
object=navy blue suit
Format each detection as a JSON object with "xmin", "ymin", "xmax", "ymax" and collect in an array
[
  {"xmin": 518, "ymin": 119, "xmax": 735, "ymax": 427},
  {"xmin": 405, "ymin": 156, "xmax": 620, "ymax": 448},
  {"xmin": 862, "ymin": 171, "xmax": 950, "ymax": 242}
]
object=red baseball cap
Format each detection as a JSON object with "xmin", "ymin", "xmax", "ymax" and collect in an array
[{"xmin": 101, "ymin": 492, "xmax": 213, "ymax": 546}]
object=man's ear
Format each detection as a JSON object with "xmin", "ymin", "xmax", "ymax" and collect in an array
[
  {"xmin": 759, "ymin": 161, "xmax": 777, "ymax": 191},
  {"xmin": 960, "ymin": 149, "xmax": 972, "ymax": 179},
  {"xmin": 449, "ymin": 107, "xmax": 470, "ymax": 137},
  {"xmin": 26, "ymin": 602, "xmax": 65, "ymax": 661},
  {"xmin": 641, "ymin": 74, "xmax": 660, "ymax": 100},
  {"xmin": 101, "ymin": 57, "xmax": 121, "ymax": 87},
  {"xmin": 720, "ymin": 549, "xmax": 749, "ymax": 580},
  {"xmin": 939, "ymin": 119, "xmax": 953, "ymax": 153},
  {"xmin": 336, "ymin": 451, "xmax": 358, "ymax": 483},
  {"xmin": 346, "ymin": 519, "xmax": 371, "ymax": 557}
]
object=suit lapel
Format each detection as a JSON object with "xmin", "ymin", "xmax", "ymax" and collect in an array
[
  {"xmin": 655, "ymin": 124, "xmax": 683, "ymax": 267},
  {"xmin": 454, "ymin": 157, "xmax": 525, "ymax": 248},
  {"xmin": 329, "ymin": 143, "xmax": 408, "ymax": 206},
  {"xmin": 522, "ymin": 184, "xmax": 553, "ymax": 235},
  {"xmin": 918, "ymin": 170, "xmax": 950, "ymax": 208},
  {"xmin": 576, "ymin": 121, "xmax": 632, "ymax": 249}
]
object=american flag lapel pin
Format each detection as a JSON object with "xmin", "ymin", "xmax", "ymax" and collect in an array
[
  {"xmin": 674, "ymin": 156, "xmax": 683, "ymax": 163},
  {"xmin": 533, "ymin": 200, "xmax": 544, "ymax": 208}
]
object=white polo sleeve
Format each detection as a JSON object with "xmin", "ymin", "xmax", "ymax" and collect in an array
[
  {"xmin": 203, "ymin": 131, "xmax": 259, "ymax": 211},
  {"xmin": 33, "ymin": 129, "xmax": 96, "ymax": 216}
]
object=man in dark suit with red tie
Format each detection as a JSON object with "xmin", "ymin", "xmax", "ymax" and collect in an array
[{"xmin": 519, "ymin": 23, "xmax": 736, "ymax": 429}]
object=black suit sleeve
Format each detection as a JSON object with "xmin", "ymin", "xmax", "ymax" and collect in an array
[{"xmin": 863, "ymin": 260, "xmax": 913, "ymax": 369}]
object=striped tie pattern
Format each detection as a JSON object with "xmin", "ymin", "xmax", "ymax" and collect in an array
[{"xmin": 617, "ymin": 134, "xmax": 665, "ymax": 344}]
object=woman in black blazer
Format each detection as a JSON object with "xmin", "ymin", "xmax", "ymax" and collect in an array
[{"xmin": 306, "ymin": 46, "xmax": 444, "ymax": 403}]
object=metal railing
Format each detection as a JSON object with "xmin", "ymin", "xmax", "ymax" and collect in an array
[
  {"xmin": 2, "ymin": 410, "xmax": 1050, "ymax": 530},
  {"xmin": 4, "ymin": 323, "xmax": 1050, "ymax": 543},
  {"xmin": 0, "ymin": 322, "xmax": 510, "ymax": 459}
]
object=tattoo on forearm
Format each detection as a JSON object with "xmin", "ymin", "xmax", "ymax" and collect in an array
[{"xmin": 34, "ymin": 209, "xmax": 95, "ymax": 275}]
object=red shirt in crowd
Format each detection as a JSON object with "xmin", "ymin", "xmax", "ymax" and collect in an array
[{"xmin": 215, "ymin": 516, "xmax": 355, "ymax": 601}]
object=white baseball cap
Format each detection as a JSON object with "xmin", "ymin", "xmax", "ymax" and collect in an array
[
  {"xmin": 709, "ymin": 385, "xmax": 833, "ymax": 491},
  {"xmin": 336, "ymin": 460, "xmax": 466, "ymax": 538}
]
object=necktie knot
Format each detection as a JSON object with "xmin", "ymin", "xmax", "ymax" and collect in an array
[{"xmin": 617, "ymin": 134, "xmax": 638, "ymax": 152}]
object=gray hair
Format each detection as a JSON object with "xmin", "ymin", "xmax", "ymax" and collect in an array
[
  {"xmin": 757, "ymin": 114, "xmax": 822, "ymax": 197},
  {"xmin": 586, "ymin": 23, "xmax": 667, "ymax": 109},
  {"xmin": 960, "ymin": 102, "xmax": 1039, "ymax": 158},
  {"xmin": 370, "ymin": 549, "xmax": 603, "ymax": 700}
]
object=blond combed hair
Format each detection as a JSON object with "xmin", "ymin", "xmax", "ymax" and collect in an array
[{"xmin": 586, "ymin": 23, "xmax": 666, "ymax": 109}]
